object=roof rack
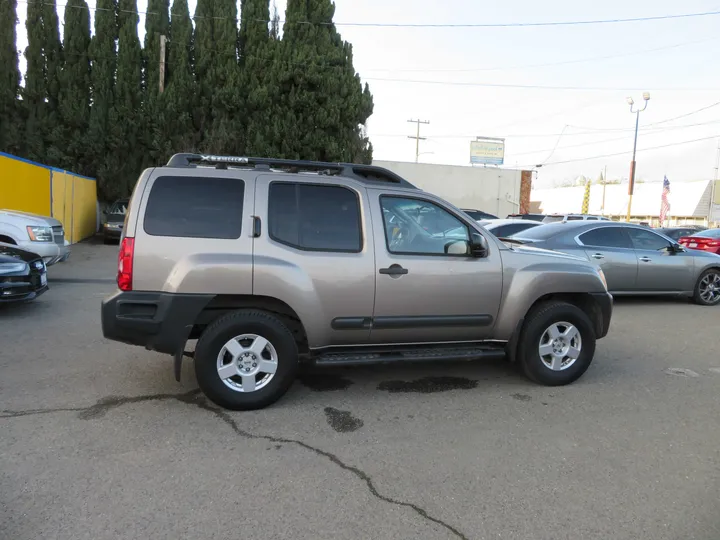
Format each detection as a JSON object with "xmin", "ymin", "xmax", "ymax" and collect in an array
[{"xmin": 165, "ymin": 153, "xmax": 417, "ymax": 188}]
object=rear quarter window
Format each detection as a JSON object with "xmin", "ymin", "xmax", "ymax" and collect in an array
[{"xmin": 143, "ymin": 175, "xmax": 245, "ymax": 239}]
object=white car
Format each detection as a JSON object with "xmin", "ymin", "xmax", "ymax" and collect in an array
[
  {"xmin": 0, "ymin": 210, "xmax": 71, "ymax": 266},
  {"xmin": 542, "ymin": 214, "xmax": 610, "ymax": 223}
]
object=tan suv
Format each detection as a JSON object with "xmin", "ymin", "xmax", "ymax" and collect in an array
[{"xmin": 102, "ymin": 154, "xmax": 613, "ymax": 410}]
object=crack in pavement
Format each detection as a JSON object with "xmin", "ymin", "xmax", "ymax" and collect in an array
[{"xmin": 1, "ymin": 390, "xmax": 469, "ymax": 540}]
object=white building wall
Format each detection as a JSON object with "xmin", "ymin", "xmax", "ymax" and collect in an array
[{"xmin": 373, "ymin": 160, "xmax": 523, "ymax": 218}]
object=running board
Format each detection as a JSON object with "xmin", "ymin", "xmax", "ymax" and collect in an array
[{"xmin": 313, "ymin": 345, "xmax": 506, "ymax": 367}]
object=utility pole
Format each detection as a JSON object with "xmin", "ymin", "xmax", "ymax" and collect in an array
[
  {"xmin": 601, "ymin": 166, "xmax": 607, "ymax": 216},
  {"xmin": 407, "ymin": 119, "xmax": 429, "ymax": 163},
  {"xmin": 626, "ymin": 93, "xmax": 650, "ymax": 221},
  {"xmin": 158, "ymin": 35, "xmax": 167, "ymax": 94},
  {"xmin": 711, "ymin": 139, "xmax": 719, "ymax": 224}
]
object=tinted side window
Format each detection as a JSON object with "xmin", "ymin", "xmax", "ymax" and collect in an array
[
  {"xmin": 579, "ymin": 227, "xmax": 632, "ymax": 248},
  {"xmin": 144, "ymin": 176, "xmax": 244, "ymax": 239},
  {"xmin": 492, "ymin": 223, "xmax": 527, "ymax": 237},
  {"xmin": 566, "ymin": 216, "xmax": 584, "ymax": 221},
  {"xmin": 268, "ymin": 183, "xmax": 361, "ymax": 252},
  {"xmin": 627, "ymin": 228, "xmax": 672, "ymax": 251}
]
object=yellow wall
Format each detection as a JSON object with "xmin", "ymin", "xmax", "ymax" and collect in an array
[
  {"xmin": 0, "ymin": 154, "xmax": 52, "ymax": 216},
  {"xmin": 714, "ymin": 180, "xmax": 720, "ymax": 204},
  {"xmin": 1, "ymin": 152, "xmax": 97, "ymax": 243}
]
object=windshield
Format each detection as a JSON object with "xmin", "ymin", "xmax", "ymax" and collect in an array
[{"xmin": 108, "ymin": 200, "xmax": 129, "ymax": 215}]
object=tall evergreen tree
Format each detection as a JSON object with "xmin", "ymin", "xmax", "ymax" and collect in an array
[
  {"xmin": 23, "ymin": 0, "xmax": 48, "ymax": 161},
  {"xmin": 104, "ymin": 0, "xmax": 143, "ymax": 199},
  {"xmin": 42, "ymin": 0, "xmax": 63, "ymax": 165},
  {"xmin": 239, "ymin": 0, "xmax": 276, "ymax": 156},
  {"xmin": 194, "ymin": 0, "xmax": 242, "ymax": 153},
  {"xmin": 142, "ymin": 0, "xmax": 170, "ymax": 164},
  {"xmin": 56, "ymin": 0, "xmax": 91, "ymax": 174},
  {"xmin": 155, "ymin": 0, "xmax": 196, "ymax": 158},
  {"xmin": 88, "ymin": 0, "xmax": 118, "ymax": 192},
  {"xmin": 280, "ymin": 0, "xmax": 373, "ymax": 163},
  {"xmin": 0, "ymin": 0, "xmax": 22, "ymax": 154}
]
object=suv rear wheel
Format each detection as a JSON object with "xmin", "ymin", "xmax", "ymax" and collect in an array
[
  {"xmin": 194, "ymin": 310, "xmax": 299, "ymax": 410},
  {"xmin": 518, "ymin": 301, "xmax": 596, "ymax": 386}
]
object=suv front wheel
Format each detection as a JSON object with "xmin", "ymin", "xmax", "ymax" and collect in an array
[
  {"xmin": 195, "ymin": 310, "xmax": 299, "ymax": 410},
  {"xmin": 517, "ymin": 301, "xmax": 596, "ymax": 386}
]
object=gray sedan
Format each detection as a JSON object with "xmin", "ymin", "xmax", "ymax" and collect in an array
[{"xmin": 512, "ymin": 221, "xmax": 720, "ymax": 306}]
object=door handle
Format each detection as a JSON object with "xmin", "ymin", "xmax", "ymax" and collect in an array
[
  {"xmin": 591, "ymin": 253, "xmax": 605, "ymax": 260},
  {"xmin": 252, "ymin": 216, "xmax": 261, "ymax": 238},
  {"xmin": 379, "ymin": 264, "xmax": 409, "ymax": 276},
  {"xmin": 639, "ymin": 256, "xmax": 651, "ymax": 262}
]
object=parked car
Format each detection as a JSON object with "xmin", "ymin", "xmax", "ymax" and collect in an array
[
  {"xmin": 461, "ymin": 208, "xmax": 498, "ymax": 220},
  {"xmin": 0, "ymin": 242, "xmax": 48, "ymax": 304},
  {"xmin": 678, "ymin": 228, "xmax": 720, "ymax": 255},
  {"xmin": 0, "ymin": 210, "xmax": 70, "ymax": 266},
  {"xmin": 103, "ymin": 199, "xmax": 129, "ymax": 243},
  {"xmin": 102, "ymin": 154, "xmax": 612, "ymax": 410},
  {"xmin": 542, "ymin": 214, "xmax": 610, "ymax": 223},
  {"xmin": 476, "ymin": 218, "xmax": 543, "ymax": 238},
  {"xmin": 512, "ymin": 221, "xmax": 720, "ymax": 306},
  {"xmin": 656, "ymin": 226, "xmax": 705, "ymax": 241},
  {"xmin": 506, "ymin": 213, "xmax": 546, "ymax": 222}
]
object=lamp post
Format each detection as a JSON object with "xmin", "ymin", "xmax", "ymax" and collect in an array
[{"xmin": 626, "ymin": 92, "xmax": 650, "ymax": 221}]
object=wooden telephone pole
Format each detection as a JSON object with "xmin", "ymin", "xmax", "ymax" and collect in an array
[
  {"xmin": 407, "ymin": 119, "xmax": 429, "ymax": 163},
  {"xmin": 158, "ymin": 35, "xmax": 167, "ymax": 93}
]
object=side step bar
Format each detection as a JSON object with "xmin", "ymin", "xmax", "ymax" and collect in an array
[{"xmin": 313, "ymin": 345, "xmax": 506, "ymax": 367}]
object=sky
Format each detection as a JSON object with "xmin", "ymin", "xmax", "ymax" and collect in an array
[{"xmin": 13, "ymin": 0, "xmax": 720, "ymax": 187}]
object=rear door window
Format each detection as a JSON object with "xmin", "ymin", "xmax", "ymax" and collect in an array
[
  {"xmin": 268, "ymin": 183, "xmax": 362, "ymax": 252},
  {"xmin": 578, "ymin": 227, "xmax": 632, "ymax": 248},
  {"xmin": 143, "ymin": 176, "xmax": 244, "ymax": 239}
]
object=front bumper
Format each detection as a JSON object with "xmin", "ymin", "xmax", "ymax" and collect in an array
[
  {"xmin": 16, "ymin": 241, "xmax": 70, "ymax": 266},
  {"xmin": 103, "ymin": 225, "xmax": 123, "ymax": 239},
  {"xmin": 101, "ymin": 291, "xmax": 213, "ymax": 354},
  {"xmin": 0, "ymin": 270, "xmax": 48, "ymax": 304},
  {"xmin": 590, "ymin": 292, "xmax": 613, "ymax": 339}
]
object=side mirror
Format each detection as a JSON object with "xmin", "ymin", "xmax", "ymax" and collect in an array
[
  {"xmin": 671, "ymin": 243, "xmax": 684, "ymax": 253},
  {"xmin": 469, "ymin": 233, "xmax": 489, "ymax": 258},
  {"xmin": 444, "ymin": 240, "xmax": 470, "ymax": 255}
]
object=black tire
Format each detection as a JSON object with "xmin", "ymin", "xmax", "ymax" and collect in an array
[
  {"xmin": 517, "ymin": 301, "xmax": 596, "ymax": 386},
  {"xmin": 194, "ymin": 309, "xmax": 299, "ymax": 410},
  {"xmin": 692, "ymin": 268, "xmax": 720, "ymax": 306}
]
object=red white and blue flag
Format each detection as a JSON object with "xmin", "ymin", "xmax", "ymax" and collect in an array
[{"xmin": 660, "ymin": 176, "xmax": 671, "ymax": 224}]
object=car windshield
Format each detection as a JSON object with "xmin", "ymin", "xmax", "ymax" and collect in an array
[
  {"xmin": 108, "ymin": 200, "xmax": 129, "ymax": 215},
  {"xmin": 692, "ymin": 228, "xmax": 720, "ymax": 238}
]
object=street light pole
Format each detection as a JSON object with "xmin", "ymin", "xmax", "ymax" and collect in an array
[{"xmin": 626, "ymin": 92, "xmax": 650, "ymax": 221}]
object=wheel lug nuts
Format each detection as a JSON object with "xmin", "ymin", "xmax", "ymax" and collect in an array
[{"xmin": 252, "ymin": 363, "xmax": 257, "ymax": 367}]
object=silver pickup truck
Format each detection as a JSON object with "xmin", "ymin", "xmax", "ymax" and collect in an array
[
  {"xmin": 102, "ymin": 154, "xmax": 613, "ymax": 411},
  {"xmin": 0, "ymin": 210, "xmax": 70, "ymax": 266}
]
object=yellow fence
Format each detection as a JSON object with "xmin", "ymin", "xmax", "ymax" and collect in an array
[{"xmin": 0, "ymin": 152, "xmax": 97, "ymax": 243}]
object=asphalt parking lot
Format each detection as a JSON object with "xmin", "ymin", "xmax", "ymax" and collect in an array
[{"xmin": 2, "ymin": 241, "xmax": 719, "ymax": 540}]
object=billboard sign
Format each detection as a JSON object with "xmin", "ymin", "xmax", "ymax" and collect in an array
[{"xmin": 470, "ymin": 137, "xmax": 505, "ymax": 165}]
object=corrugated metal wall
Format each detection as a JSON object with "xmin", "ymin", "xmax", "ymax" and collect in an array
[{"xmin": 0, "ymin": 152, "xmax": 97, "ymax": 243}]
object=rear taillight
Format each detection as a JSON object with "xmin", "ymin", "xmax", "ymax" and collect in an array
[
  {"xmin": 117, "ymin": 237, "xmax": 135, "ymax": 291},
  {"xmin": 708, "ymin": 241, "xmax": 720, "ymax": 247}
]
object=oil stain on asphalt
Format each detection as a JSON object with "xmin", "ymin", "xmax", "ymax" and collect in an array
[
  {"xmin": 377, "ymin": 376, "xmax": 478, "ymax": 394},
  {"xmin": 324, "ymin": 407, "xmax": 364, "ymax": 433}
]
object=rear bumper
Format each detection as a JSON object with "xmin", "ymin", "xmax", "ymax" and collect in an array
[
  {"xmin": 590, "ymin": 292, "xmax": 613, "ymax": 339},
  {"xmin": 101, "ymin": 291, "xmax": 213, "ymax": 354}
]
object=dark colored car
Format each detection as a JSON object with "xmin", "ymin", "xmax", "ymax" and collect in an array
[
  {"xmin": 103, "ymin": 199, "xmax": 129, "ymax": 243},
  {"xmin": 461, "ymin": 208, "xmax": 498, "ymax": 220},
  {"xmin": 0, "ymin": 243, "xmax": 48, "ymax": 304},
  {"xmin": 656, "ymin": 226, "xmax": 705, "ymax": 241}
]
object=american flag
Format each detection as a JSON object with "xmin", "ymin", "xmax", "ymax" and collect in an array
[{"xmin": 659, "ymin": 176, "xmax": 671, "ymax": 224}]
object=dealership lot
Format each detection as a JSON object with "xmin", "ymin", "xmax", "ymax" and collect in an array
[{"xmin": 1, "ymin": 241, "xmax": 719, "ymax": 540}]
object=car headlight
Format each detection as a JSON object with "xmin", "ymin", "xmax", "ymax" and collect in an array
[
  {"xmin": 596, "ymin": 268, "xmax": 608, "ymax": 290},
  {"xmin": 0, "ymin": 262, "xmax": 28, "ymax": 274},
  {"xmin": 26, "ymin": 225, "xmax": 53, "ymax": 242}
]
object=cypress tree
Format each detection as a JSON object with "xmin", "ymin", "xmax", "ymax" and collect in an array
[
  {"xmin": 23, "ymin": 0, "xmax": 47, "ymax": 161},
  {"xmin": 142, "ymin": 0, "xmax": 170, "ymax": 164},
  {"xmin": 280, "ymin": 0, "xmax": 373, "ymax": 163},
  {"xmin": 105, "ymin": 0, "xmax": 143, "ymax": 199},
  {"xmin": 42, "ymin": 0, "xmax": 63, "ymax": 166},
  {"xmin": 0, "ymin": 0, "xmax": 22, "ymax": 154},
  {"xmin": 56, "ymin": 0, "xmax": 91, "ymax": 174},
  {"xmin": 194, "ymin": 0, "xmax": 242, "ymax": 154},
  {"xmin": 88, "ymin": 0, "xmax": 118, "ymax": 192},
  {"xmin": 155, "ymin": 0, "xmax": 196, "ymax": 158},
  {"xmin": 239, "ymin": 0, "xmax": 276, "ymax": 156}
]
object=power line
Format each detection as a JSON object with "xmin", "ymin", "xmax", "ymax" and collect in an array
[
  {"xmin": 10, "ymin": 0, "xmax": 720, "ymax": 27},
  {"xmin": 523, "ymin": 134, "xmax": 719, "ymax": 167}
]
